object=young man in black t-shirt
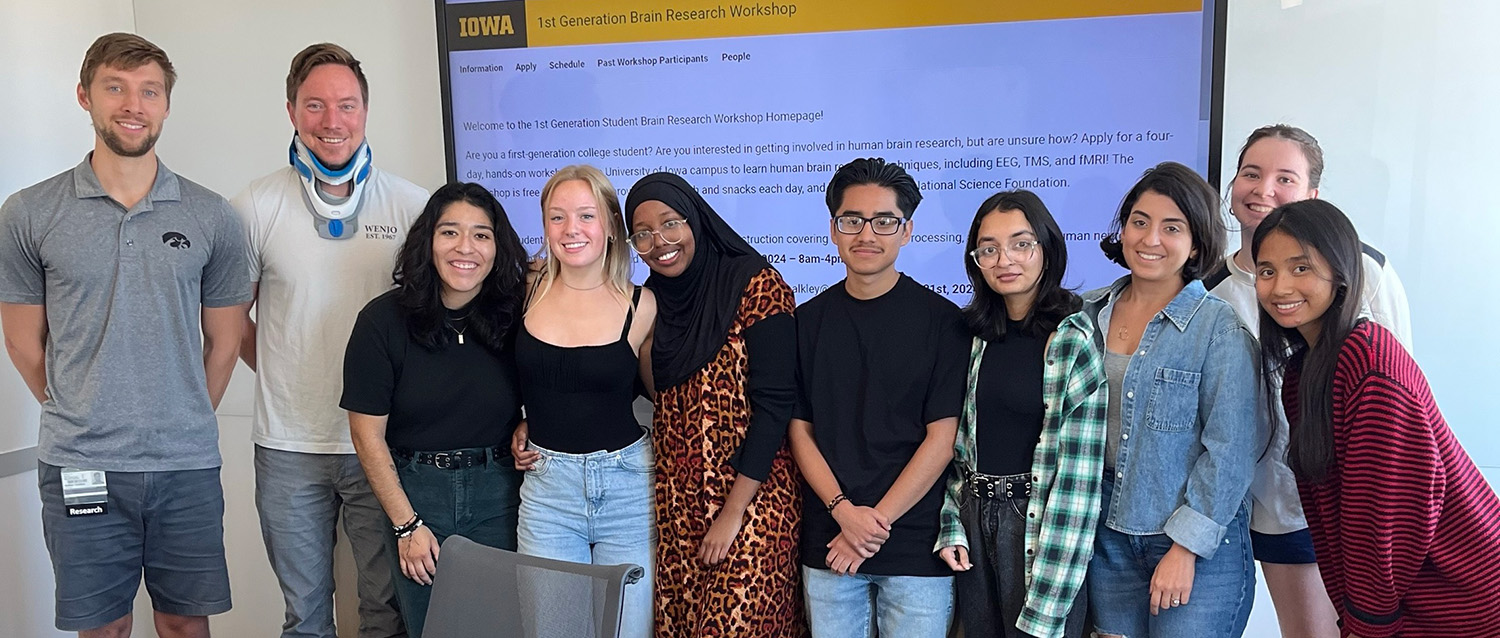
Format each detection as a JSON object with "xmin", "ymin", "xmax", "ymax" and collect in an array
[{"xmin": 788, "ymin": 158, "xmax": 968, "ymax": 637}]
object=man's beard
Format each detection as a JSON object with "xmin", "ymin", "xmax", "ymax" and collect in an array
[{"xmin": 95, "ymin": 122, "xmax": 160, "ymax": 158}]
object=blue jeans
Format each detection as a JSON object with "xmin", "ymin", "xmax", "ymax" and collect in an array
[
  {"xmin": 385, "ymin": 447, "xmax": 522, "ymax": 638},
  {"xmin": 802, "ymin": 566, "xmax": 954, "ymax": 638},
  {"xmin": 517, "ymin": 434, "xmax": 655, "ymax": 638},
  {"xmin": 1088, "ymin": 475, "xmax": 1253, "ymax": 638},
  {"xmin": 255, "ymin": 446, "xmax": 403, "ymax": 638}
]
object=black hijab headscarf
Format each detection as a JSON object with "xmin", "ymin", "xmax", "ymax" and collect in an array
[{"xmin": 625, "ymin": 172, "xmax": 769, "ymax": 393}]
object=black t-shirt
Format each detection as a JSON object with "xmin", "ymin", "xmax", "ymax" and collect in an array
[
  {"xmin": 975, "ymin": 318, "xmax": 1046, "ymax": 476},
  {"xmin": 341, "ymin": 290, "xmax": 522, "ymax": 451},
  {"xmin": 793, "ymin": 274, "xmax": 968, "ymax": 576}
]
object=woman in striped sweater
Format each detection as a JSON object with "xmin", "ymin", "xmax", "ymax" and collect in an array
[{"xmin": 1251, "ymin": 199, "xmax": 1500, "ymax": 638}]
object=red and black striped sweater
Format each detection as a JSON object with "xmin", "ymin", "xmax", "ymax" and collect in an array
[{"xmin": 1284, "ymin": 320, "xmax": 1500, "ymax": 637}]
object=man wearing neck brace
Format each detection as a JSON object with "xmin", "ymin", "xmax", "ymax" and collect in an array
[{"xmin": 231, "ymin": 43, "xmax": 428, "ymax": 638}]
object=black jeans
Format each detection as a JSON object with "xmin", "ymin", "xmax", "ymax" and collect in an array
[
  {"xmin": 384, "ymin": 447, "xmax": 522, "ymax": 638},
  {"xmin": 955, "ymin": 483, "xmax": 1090, "ymax": 638}
]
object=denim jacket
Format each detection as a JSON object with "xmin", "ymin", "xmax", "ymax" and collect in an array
[{"xmin": 1082, "ymin": 275, "xmax": 1266, "ymax": 559}]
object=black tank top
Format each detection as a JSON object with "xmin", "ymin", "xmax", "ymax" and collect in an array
[{"xmin": 515, "ymin": 287, "xmax": 643, "ymax": 454}]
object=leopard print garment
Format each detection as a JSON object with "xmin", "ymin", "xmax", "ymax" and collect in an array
[{"xmin": 652, "ymin": 267, "xmax": 808, "ymax": 637}]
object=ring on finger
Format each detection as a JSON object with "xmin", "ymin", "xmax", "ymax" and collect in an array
[{"xmin": 1171, "ymin": 598, "xmax": 1182, "ymax": 607}]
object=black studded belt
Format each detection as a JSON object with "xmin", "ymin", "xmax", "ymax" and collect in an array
[
  {"xmin": 392, "ymin": 446, "xmax": 504, "ymax": 470},
  {"xmin": 967, "ymin": 471, "xmax": 1032, "ymax": 500}
]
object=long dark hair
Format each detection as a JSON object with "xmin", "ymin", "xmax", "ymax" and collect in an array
[
  {"xmin": 1253, "ymin": 199, "xmax": 1364, "ymax": 482},
  {"xmin": 1100, "ymin": 162, "xmax": 1225, "ymax": 282},
  {"xmin": 393, "ymin": 182, "xmax": 529, "ymax": 352},
  {"xmin": 961, "ymin": 190, "xmax": 1080, "ymax": 340}
]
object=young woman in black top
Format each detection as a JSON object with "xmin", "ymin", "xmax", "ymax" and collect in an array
[
  {"xmin": 937, "ymin": 190, "xmax": 1101, "ymax": 638},
  {"xmin": 342, "ymin": 182, "xmax": 530, "ymax": 637},
  {"xmin": 507, "ymin": 165, "xmax": 657, "ymax": 638}
]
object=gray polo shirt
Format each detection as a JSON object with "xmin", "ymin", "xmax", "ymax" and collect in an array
[{"xmin": 0, "ymin": 155, "xmax": 252, "ymax": 472}]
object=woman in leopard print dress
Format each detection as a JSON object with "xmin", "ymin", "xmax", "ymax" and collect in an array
[{"xmin": 625, "ymin": 172, "xmax": 807, "ymax": 637}]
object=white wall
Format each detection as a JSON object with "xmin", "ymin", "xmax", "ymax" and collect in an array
[
  {"xmin": 1219, "ymin": 0, "xmax": 1499, "ymax": 468},
  {"xmin": 126, "ymin": 2, "xmax": 445, "ymax": 636},
  {"xmin": 0, "ymin": 2, "xmax": 442, "ymax": 636},
  {"xmin": 0, "ymin": 3, "xmax": 138, "ymax": 637},
  {"xmin": 1221, "ymin": 2, "xmax": 1499, "ymax": 634},
  {"xmin": 0, "ymin": 0, "xmax": 137, "ymax": 455},
  {"xmin": 0, "ymin": 3, "xmax": 138, "ymax": 636}
]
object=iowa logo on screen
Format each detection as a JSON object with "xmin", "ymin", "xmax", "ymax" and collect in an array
[
  {"xmin": 460, "ymin": 15, "xmax": 514, "ymax": 37},
  {"xmin": 447, "ymin": 1, "xmax": 527, "ymax": 51}
]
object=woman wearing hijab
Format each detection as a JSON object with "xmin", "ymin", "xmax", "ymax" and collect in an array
[{"xmin": 625, "ymin": 172, "xmax": 806, "ymax": 637}]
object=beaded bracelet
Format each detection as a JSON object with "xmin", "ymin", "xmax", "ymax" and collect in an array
[
  {"xmin": 826, "ymin": 494, "xmax": 849, "ymax": 513},
  {"xmin": 392, "ymin": 514, "xmax": 424, "ymax": 538}
]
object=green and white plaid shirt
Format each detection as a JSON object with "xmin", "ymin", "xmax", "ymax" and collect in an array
[{"xmin": 935, "ymin": 311, "xmax": 1108, "ymax": 638}]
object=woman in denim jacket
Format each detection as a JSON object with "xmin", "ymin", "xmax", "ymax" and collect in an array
[{"xmin": 1084, "ymin": 163, "xmax": 1266, "ymax": 638}]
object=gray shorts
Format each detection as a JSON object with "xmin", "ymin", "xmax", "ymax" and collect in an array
[{"xmin": 39, "ymin": 462, "xmax": 232, "ymax": 631}]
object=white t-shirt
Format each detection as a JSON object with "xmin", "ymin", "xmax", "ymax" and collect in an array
[
  {"xmin": 233, "ymin": 166, "xmax": 427, "ymax": 454},
  {"xmin": 1207, "ymin": 244, "xmax": 1411, "ymax": 534}
]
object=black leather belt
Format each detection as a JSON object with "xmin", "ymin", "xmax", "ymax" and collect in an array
[
  {"xmin": 968, "ymin": 471, "xmax": 1032, "ymax": 500},
  {"xmin": 393, "ymin": 446, "xmax": 503, "ymax": 470}
]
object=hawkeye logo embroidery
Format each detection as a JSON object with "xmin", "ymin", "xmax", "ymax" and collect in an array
[{"xmin": 162, "ymin": 232, "xmax": 191, "ymax": 249}]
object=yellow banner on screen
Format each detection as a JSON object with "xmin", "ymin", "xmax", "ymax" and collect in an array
[{"xmin": 520, "ymin": 0, "xmax": 1201, "ymax": 48}]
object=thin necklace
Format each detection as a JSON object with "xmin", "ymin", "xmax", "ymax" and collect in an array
[
  {"xmin": 561, "ymin": 278, "xmax": 606, "ymax": 291},
  {"xmin": 447, "ymin": 308, "xmax": 473, "ymax": 345}
]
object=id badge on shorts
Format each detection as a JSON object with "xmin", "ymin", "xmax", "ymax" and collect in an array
[{"xmin": 60, "ymin": 468, "xmax": 108, "ymax": 517}]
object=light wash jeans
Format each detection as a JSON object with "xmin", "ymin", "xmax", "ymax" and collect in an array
[
  {"xmin": 254, "ymin": 446, "xmax": 404, "ymax": 638},
  {"xmin": 1088, "ymin": 474, "xmax": 1254, "ymax": 638},
  {"xmin": 802, "ymin": 566, "xmax": 954, "ymax": 638},
  {"xmin": 517, "ymin": 434, "xmax": 655, "ymax": 638}
]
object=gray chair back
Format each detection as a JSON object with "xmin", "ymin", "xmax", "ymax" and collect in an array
[{"xmin": 422, "ymin": 535, "xmax": 644, "ymax": 638}]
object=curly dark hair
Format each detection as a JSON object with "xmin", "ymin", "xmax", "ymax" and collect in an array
[{"xmin": 393, "ymin": 182, "xmax": 528, "ymax": 352}]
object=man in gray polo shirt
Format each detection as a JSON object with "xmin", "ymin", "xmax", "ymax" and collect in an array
[{"xmin": 0, "ymin": 33, "xmax": 250, "ymax": 638}]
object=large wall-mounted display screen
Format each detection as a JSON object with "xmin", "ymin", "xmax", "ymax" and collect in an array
[{"xmin": 437, "ymin": 0, "xmax": 1224, "ymax": 298}]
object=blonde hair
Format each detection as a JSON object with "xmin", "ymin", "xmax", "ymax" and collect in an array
[{"xmin": 531, "ymin": 165, "xmax": 633, "ymax": 307}]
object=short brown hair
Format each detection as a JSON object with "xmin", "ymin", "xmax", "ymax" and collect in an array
[
  {"xmin": 1100, "ymin": 162, "xmax": 1226, "ymax": 282},
  {"xmin": 80, "ymin": 33, "xmax": 177, "ymax": 98},
  {"xmin": 286, "ymin": 43, "xmax": 369, "ymax": 105}
]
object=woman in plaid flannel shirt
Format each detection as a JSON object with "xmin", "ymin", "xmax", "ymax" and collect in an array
[{"xmin": 937, "ymin": 190, "xmax": 1107, "ymax": 638}]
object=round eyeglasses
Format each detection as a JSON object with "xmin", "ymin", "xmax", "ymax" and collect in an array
[
  {"xmin": 628, "ymin": 219, "xmax": 688, "ymax": 254},
  {"xmin": 970, "ymin": 239, "xmax": 1039, "ymax": 268}
]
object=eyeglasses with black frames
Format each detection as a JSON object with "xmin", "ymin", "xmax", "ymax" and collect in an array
[{"xmin": 833, "ymin": 214, "xmax": 906, "ymax": 236}]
